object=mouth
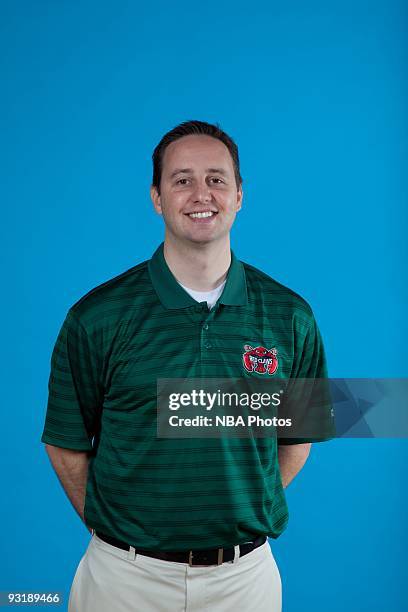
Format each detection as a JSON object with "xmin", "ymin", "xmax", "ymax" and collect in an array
[{"xmin": 184, "ymin": 210, "xmax": 218, "ymax": 220}]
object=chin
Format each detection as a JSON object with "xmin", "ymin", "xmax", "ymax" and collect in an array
[{"xmin": 187, "ymin": 236, "xmax": 215, "ymax": 245}]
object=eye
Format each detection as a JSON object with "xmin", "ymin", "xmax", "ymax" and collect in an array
[
  {"xmin": 210, "ymin": 177, "xmax": 224, "ymax": 184},
  {"xmin": 176, "ymin": 178, "xmax": 188, "ymax": 185}
]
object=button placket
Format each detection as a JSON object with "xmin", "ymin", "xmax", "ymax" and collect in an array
[{"xmin": 200, "ymin": 311, "xmax": 214, "ymax": 351}]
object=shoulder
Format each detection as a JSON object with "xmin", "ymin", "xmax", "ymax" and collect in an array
[
  {"xmin": 67, "ymin": 259, "xmax": 151, "ymax": 328},
  {"xmin": 242, "ymin": 260, "xmax": 314, "ymax": 322}
]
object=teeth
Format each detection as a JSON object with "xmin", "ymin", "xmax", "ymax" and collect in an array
[{"xmin": 189, "ymin": 211, "xmax": 214, "ymax": 218}]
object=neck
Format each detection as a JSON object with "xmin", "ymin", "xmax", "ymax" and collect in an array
[{"xmin": 163, "ymin": 235, "xmax": 231, "ymax": 291}]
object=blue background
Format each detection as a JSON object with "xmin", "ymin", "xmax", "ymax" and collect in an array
[{"xmin": 1, "ymin": 0, "xmax": 407, "ymax": 610}]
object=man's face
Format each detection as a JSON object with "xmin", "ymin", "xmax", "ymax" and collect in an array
[{"xmin": 151, "ymin": 134, "xmax": 243, "ymax": 246}]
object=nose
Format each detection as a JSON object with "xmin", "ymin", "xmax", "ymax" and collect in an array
[{"xmin": 192, "ymin": 180, "xmax": 212, "ymax": 203}]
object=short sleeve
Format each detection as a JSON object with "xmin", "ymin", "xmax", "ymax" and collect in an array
[
  {"xmin": 41, "ymin": 309, "xmax": 103, "ymax": 451},
  {"xmin": 278, "ymin": 312, "xmax": 335, "ymax": 445}
]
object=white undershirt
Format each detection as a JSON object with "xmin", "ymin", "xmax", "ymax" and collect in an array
[{"xmin": 178, "ymin": 279, "xmax": 227, "ymax": 310}]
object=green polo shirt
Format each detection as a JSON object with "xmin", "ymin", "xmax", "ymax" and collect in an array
[{"xmin": 41, "ymin": 242, "xmax": 333, "ymax": 551}]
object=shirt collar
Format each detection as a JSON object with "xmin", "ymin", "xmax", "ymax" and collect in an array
[{"xmin": 148, "ymin": 242, "xmax": 248, "ymax": 309}]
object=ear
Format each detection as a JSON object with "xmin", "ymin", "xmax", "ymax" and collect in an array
[
  {"xmin": 150, "ymin": 184, "xmax": 163, "ymax": 215},
  {"xmin": 236, "ymin": 185, "xmax": 243, "ymax": 212}
]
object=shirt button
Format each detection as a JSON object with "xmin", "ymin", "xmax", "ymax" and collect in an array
[
  {"xmin": 204, "ymin": 341, "xmax": 212, "ymax": 349},
  {"xmin": 203, "ymin": 323, "xmax": 209, "ymax": 331}
]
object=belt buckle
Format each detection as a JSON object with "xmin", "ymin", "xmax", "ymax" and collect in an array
[{"xmin": 188, "ymin": 548, "xmax": 224, "ymax": 567}]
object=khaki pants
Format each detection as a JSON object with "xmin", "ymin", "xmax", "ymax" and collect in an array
[{"xmin": 68, "ymin": 533, "xmax": 282, "ymax": 612}]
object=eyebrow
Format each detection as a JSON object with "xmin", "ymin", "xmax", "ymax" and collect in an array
[{"xmin": 169, "ymin": 167, "xmax": 228, "ymax": 179}]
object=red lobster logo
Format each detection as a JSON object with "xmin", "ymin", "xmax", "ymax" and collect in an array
[{"xmin": 242, "ymin": 344, "xmax": 278, "ymax": 375}]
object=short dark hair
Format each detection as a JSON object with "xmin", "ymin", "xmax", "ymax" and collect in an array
[{"xmin": 152, "ymin": 120, "xmax": 243, "ymax": 194}]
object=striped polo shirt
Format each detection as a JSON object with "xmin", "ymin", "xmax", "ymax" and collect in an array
[{"xmin": 41, "ymin": 242, "xmax": 332, "ymax": 551}]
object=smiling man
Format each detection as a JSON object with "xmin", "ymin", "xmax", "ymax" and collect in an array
[
  {"xmin": 150, "ymin": 128, "xmax": 243, "ymax": 298},
  {"xmin": 41, "ymin": 120, "xmax": 333, "ymax": 612}
]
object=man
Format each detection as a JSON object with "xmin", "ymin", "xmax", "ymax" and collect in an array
[{"xmin": 41, "ymin": 120, "xmax": 333, "ymax": 612}]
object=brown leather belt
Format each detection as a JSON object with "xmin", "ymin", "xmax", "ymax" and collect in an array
[{"xmin": 94, "ymin": 531, "xmax": 267, "ymax": 566}]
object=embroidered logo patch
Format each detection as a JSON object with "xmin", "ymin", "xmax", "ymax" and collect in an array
[{"xmin": 242, "ymin": 344, "xmax": 279, "ymax": 375}]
